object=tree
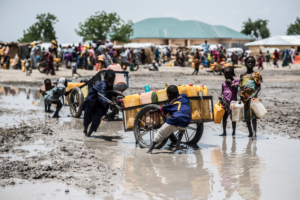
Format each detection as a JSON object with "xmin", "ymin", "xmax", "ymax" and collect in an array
[
  {"xmin": 241, "ymin": 18, "xmax": 270, "ymax": 40},
  {"xmin": 76, "ymin": 11, "xmax": 133, "ymax": 43},
  {"xmin": 18, "ymin": 13, "xmax": 58, "ymax": 43},
  {"xmin": 286, "ymin": 17, "xmax": 300, "ymax": 35}
]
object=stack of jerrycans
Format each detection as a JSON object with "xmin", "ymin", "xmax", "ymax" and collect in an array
[{"xmin": 124, "ymin": 94, "xmax": 141, "ymax": 129}]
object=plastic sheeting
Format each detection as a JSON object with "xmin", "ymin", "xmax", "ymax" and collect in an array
[
  {"xmin": 245, "ymin": 35, "xmax": 300, "ymax": 46},
  {"xmin": 124, "ymin": 43, "xmax": 155, "ymax": 49}
]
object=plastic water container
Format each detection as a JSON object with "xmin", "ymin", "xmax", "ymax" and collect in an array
[
  {"xmin": 178, "ymin": 85, "xmax": 187, "ymax": 95},
  {"xmin": 140, "ymin": 92, "xmax": 153, "ymax": 105},
  {"xmin": 201, "ymin": 85, "xmax": 211, "ymax": 119},
  {"xmin": 213, "ymin": 103, "xmax": 225, "ymax": 124},
  {"xmin": 124, "ymin": 94, "xmax": 141, "ymax": 129},
  {"xmin": 231, "ymin": 101, "xmax": 245, "ymax": 122},
  {"xmin": 156, "ymin": 89, "xmax": 168, "ymax": 102},
  {"xmin": 187, "ymin": 84, "xmax": 201, "ymax": 120},
  {"xmin": 65, "ymin": 82, "xmax": 85, "ymax": 105},
  {"xmin": 144, "ymin": 85, "xmax": 150, "ymax": 92},
  {"xmin": 251, "ymin": 98, "xmax": 267, "ymax": 118}
]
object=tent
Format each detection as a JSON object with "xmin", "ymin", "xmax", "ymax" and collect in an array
[{"xmin": 245, "ymin": 35, "xmax": 300, "ymax": 46}]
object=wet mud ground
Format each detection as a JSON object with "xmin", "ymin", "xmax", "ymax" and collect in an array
[{"xmin": 0, "ymin": 67, "xmax": 300, "ymax": 199}]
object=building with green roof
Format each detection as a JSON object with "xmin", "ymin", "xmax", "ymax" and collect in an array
[{"xmin": 124, "ymin": 18, "xmax": 253, "ymax": 48}]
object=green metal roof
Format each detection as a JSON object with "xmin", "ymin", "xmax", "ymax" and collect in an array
[{"xmin": 130, "ymin": 18, "xmax": 252, "ymax": 40}]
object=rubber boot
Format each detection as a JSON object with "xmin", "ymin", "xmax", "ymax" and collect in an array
[
  {"xmin": 147, "ymin": 142, "xmax": 156, "ymax": 154},
  {"xmin": 87, "ymin": 129, "xmax": 93, "ymax": 137},
  {"xmin": 173, "ymin": 130, "xmax": 184, "ymax": 153}
]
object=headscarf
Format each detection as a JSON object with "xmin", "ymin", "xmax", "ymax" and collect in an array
[
  {"xmin": 57, "ymin": 77, "xmax": 66, "ymax": 94},
  {"xmin": 213, "ymin": 50, "xmax": 219, "ymax": 59},
  {"xmin": 98, "ymin": 45, "xmax": 106, "ymax": 54}
]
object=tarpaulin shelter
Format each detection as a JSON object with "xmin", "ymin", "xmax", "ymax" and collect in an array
[{"xmin": 245, "ymin": 35, "xmax": 300, "ymax": 58}]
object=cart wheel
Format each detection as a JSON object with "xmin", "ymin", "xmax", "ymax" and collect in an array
[
  {"xmin": 169, "ymin": 123, "xmax": 204, "ymax": 145},
  {"xmin": 37, "ymin": 63, "xmax": 45, "ymax": 73},
  {"xmin": 70, "ymin": 87, "xmax": 84, "ymax": 118},
  {"xmin": 106, "ymin": 97, "xmax": 119, "ymax": 117},
  {"xmin": 133, "ymin": 104, "xmax": 169, "ymax": 149},
  {"xmin": 134, "ymin": 64, "xmax": 139, "ymax": 71},
  {"xmin": 213, "ymin": 65, "xmax": 222, "ymax": 75}
]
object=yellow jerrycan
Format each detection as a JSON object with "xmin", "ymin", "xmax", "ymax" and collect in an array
[
  {"xmin": 156, "ymin": 89, "xmax": 168, "ymax": 102},
  {"xmin": 199, "ymin": 85, "xmax": 211, "ymax": 119},
  {"xmin": 177, "ymin": 85, "xmax": 187, "ymax": 95},
  {"xmin": 124, "ymin": 94, "xmax": 141, "ymax": 129},
  {"xmin": 186, "ymin": 84, "xmax": 201, "ymax": 120},
  {"xmin": 213, "ymin": 102, "xmax": 225, "ymax": 124}
]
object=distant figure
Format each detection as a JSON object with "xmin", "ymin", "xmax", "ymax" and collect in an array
[
  {"xmin": 257, "ymin": 51, "xmax": 265, "ymax": 70},
  {"xmin": 265, "ymin": 51, "xmax": 271, "ymax": 67},
  {"xmin": 72, "ymin": 58, "xmax": 81, "ymax": 77},
  {"xmin": 201, "ymin": 40, "xmax": 210, "ymax": 55},
  {"xmin": 273, "ymin": 49, "xmax": 279, "ymax": 68},
  {"xmin": 24, "ymin": 55, "xmax": 32, "ymax": 76},
  {"xmin": 282, "ymin": 50, "xmax": 290, "ymax": 68},
  {"xmin": 51, "ymin": 37, "xmax": 58, "ymax": 57},
  {"xmin": 30, "ymin": 43, "xmax": 39, "ymax": 68}
]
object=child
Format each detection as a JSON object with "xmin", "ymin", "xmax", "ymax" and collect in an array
[
  {"xmin": 147, "ymin": 85, "xmax": 191, "ymax": 154},
  {"xmin": 44, "ymin": 77, "xmax": 68, "ymax": 118},
  {"xmin": 72, "ymin": 58, "xmax": 81, "ymax": 77},
  {"xmin": 40, "ymin": 79, "xmax": 55, "ymax": 112},
  {"xmin": 24, "ymin": 56, "xmax": 32, "ymax": 76},
  {"xmin": 83, "ymin": 69, "xmax": 119, "ymax": 137},
  {"xmin": 238, "ymin": 56, "xmax": 263, "ymax": 140},
  {"xmin": 219, "ymin": 67, "xmax": 239, "ymax": 137},
  {"xmin": 192, "ymin": 59, "xmax": 199, "ymax": 75}
]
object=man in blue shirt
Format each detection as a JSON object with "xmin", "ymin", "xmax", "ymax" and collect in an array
[
  {"xmin": 147, "ymin": 85, "xmax": 191, "ymax": 154},
  {"xmin": 201, "ymin": 40, "xmax": 210, "ymax": 55}
]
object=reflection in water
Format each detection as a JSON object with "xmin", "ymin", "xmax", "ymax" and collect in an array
[
  {"xmin": 124, "ymin": 150, "xmax": 212, "ymax": 199},
  {"xmin": 0, "ymin": 86, "xmax": 40, "ymax": 101},
  {"xmin": 212, "ymin": 137, "xmax": 264, "ymax": 200}
]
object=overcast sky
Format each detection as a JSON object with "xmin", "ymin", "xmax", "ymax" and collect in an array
[{"xmin": 1, "ymin": 0, "xmax": 299, "ymax": 43}]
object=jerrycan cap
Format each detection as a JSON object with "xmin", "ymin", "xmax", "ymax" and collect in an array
[
  {"xmin": 188, "ymin": 84, "xmax": 193, "ymax": 86},
  {"xmin": 139, "ymin": 93, "xmax": 141, "ymax": 95},
  {"xmin": 154, "ymin": 90, "xmax": 158, "ymax": 92}
]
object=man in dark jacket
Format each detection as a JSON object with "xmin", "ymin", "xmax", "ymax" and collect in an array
[{"xmin": 83, "ymin": 70, "xmax": 120, "ymax": 137}]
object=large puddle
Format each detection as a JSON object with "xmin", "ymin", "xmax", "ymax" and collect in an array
[{"xmin": 1, "ymin": 86, "xmax": 300, "ymax": 199}]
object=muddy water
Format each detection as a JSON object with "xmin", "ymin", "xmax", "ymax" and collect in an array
[
  {"xmin": 1, "ymin": 85, "xmax": 300, "ymax": 199},
  {"xmin": 57, "ymin": 119, "xmax": 300, "ymax": 200}
]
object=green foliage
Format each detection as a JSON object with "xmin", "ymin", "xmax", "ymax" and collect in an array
[
  {"xmin": 18, "ymin": 13, "xmax": 58, "ymax": 43},
  {"xmin": 76, "ymin": 11, "xmax": 133, "ymax": 43},
  {"xmin": 286, "ymin": 17, "xmax": 300, "ymax": 35},
  {"xmin": 241, "ymin": 18, "xmax": 270, "ymax": 40}
]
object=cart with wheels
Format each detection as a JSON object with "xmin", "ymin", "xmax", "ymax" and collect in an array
[
  {"xmin": 122, "ymin": 96, "xmax": 214, "ymax": 149},
  {"xmin": 67, "ymin": 70, "xmax": 129, "ymax": 118}
]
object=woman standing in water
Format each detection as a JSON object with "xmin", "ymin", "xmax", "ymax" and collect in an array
[{"xmin": 238, "ymin": 56, "xmax": 263, "ymax": 140}]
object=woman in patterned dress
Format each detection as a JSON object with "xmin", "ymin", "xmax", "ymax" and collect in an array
[
  {"xmin": 44, "ymin": 77, "xmax": 67, "ymax": 118},
  {"xmin": 238, "ymin": 56, "xmax": 263, "ymax": 140}
]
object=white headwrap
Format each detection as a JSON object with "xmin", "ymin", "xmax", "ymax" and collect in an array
[{"xmin": 57, "ymin": 77, "xmax": 66, "ymax": 94}]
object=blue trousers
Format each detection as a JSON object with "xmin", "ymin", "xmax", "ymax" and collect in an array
[{"xmin": 83, "ymin": 100, "xmax": 106, "ymax": 131}]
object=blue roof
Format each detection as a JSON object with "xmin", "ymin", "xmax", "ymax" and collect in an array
[{"xmin": 130, "ymin": 18, "xmax": 252, "ymax": 40}]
